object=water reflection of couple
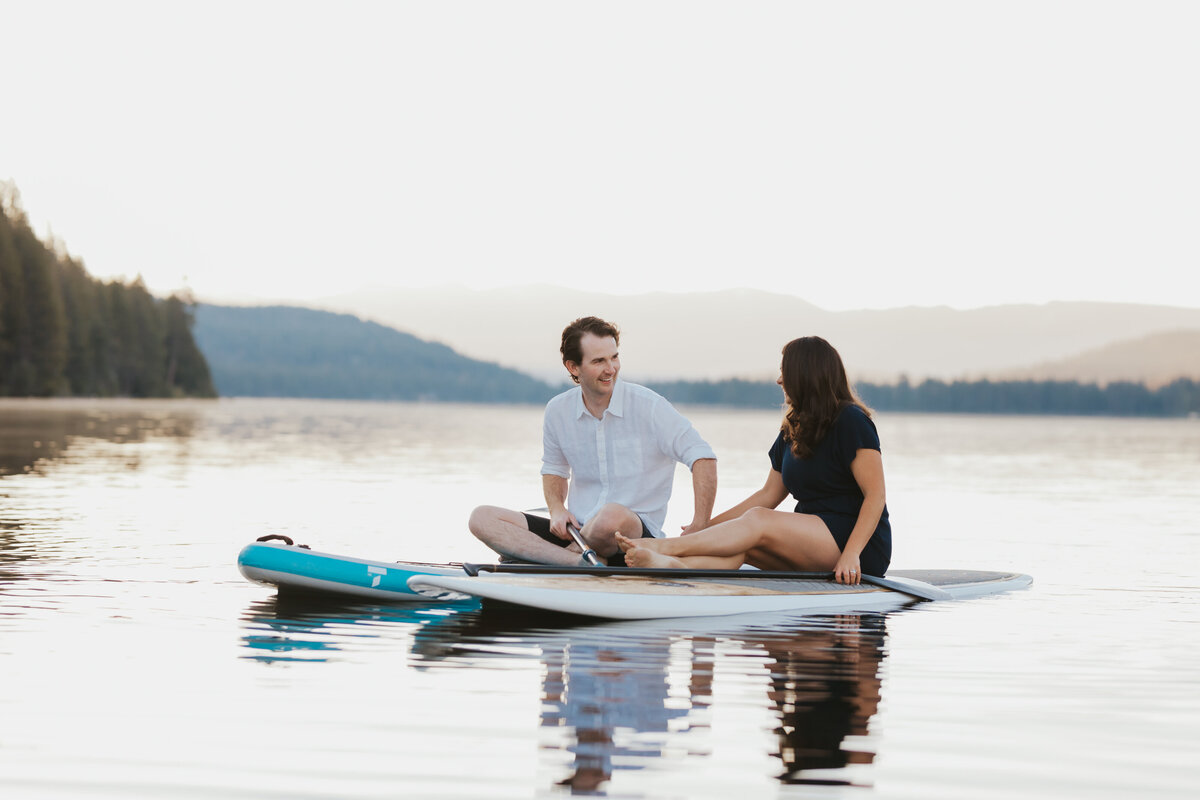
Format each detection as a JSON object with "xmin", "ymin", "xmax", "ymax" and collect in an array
[
  {"xmin": 527, "ymin": 614, "xmax": 886, "ymax": 790},
  {"xmin": 539, "ymin": 636, "xmax": 689, "ymax": 792},
  {"xmin": 470, "ymin": 318, "xmax": 892, "ymax": 585},
  {"xmin": 241, "ymin": 597, "xmax": 889, "ymax": 790}
]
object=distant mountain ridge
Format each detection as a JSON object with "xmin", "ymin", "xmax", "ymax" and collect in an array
[
  {"xmin": 190, "ymin": 302, "xmax": 1200, "ymax": 416},
  {"xmin": 311, "ymin": 285, "xmax": 1200, "ymax": 384},
  {"xmin": 998, "ymin": 329, "xmax": 1200, "ymax": 387},
  {"xmin": 193, "ymin": 305, "xmax": 558, "ymax": 402}
]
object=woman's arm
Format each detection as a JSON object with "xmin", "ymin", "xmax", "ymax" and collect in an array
[
  {"xmin": 835, "ymin": 449, "xmax": 887, "ymax": 583},
  {"xmin": 693, "ymin": 469, "xmax": 789, "ymax": 532}
]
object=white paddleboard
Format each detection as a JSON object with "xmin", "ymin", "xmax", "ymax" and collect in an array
[{"xmin": 407, "ymin": 569, "xmax": 1032, "ymax": 620}]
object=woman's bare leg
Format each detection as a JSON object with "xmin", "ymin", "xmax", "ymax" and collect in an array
[
  {"xmin": 622, "ymin": 548, "xmax": 683, "ymax": 569},
  {"xmin": 744, "ymin": 546, "xmax": 791, "ymax": 571},
  {"xmin": 616, "ymin": 509, "xmax": 776, "ymax": 558},
  {"xmin": 623, "ymin": 548, "xmax": 743, "ymax": 570},
  {"xmin": 616, "ymin": 508, "xmax": 840, "ymax": 571}
]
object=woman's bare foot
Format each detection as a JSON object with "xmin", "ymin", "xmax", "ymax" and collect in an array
[
  {"xmin": 625, "ymin": 546, "xmax": 686, "ymax": 569},
  {"xmin": 614, "ymin": 532, "xmax": 661, "ymax": 554}
]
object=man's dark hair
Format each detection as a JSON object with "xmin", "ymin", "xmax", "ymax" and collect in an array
[{"xmin": 560, "ymin": 317, "xmax": 620, "ymax": 383}]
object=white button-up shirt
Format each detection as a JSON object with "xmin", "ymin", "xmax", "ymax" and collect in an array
[{"xmin": 540, "ymin": 379, "xmax": 716, "ymax": 537}]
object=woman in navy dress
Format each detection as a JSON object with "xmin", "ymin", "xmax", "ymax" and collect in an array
[{"xmin": 617, "ymin": 336, "xmax": 891, "ymax": 583}]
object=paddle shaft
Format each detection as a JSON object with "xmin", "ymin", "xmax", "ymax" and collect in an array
[
  {"xmin": 465, "ymin": 562, "xmax": 948, "ymax": 601},
  {"xmin": 566, "ymin": 524, "xmax": 603, "ymax": 567},
  {"xmin": 517, "ymin": 509, "xmax": 946, "ymax": 601},
  {"xmin": 524, "ymin": 508, "xmax": 602, "ymax": 566}
]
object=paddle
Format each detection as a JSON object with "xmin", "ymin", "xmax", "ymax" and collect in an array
[
  {"xmin": 567, "ymin": 524, "xmax": 604, "ymax": 567},
  {"xmin": 518, "ymin": 508, "xmax": 948, "ymax": 602},
  {"xmin": 523, "ymin": 507, "xmax": 604, "ymax": 567},
  {"xmin": 466, "ymin": 562, "xmax": 951, "ymax": 602},
  {"xmin": 858, "ymin": 574, "xmax": 951, "ymax": 602}
]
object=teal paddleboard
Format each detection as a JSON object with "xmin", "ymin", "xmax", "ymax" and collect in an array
[{"xmin": 237, "ymin": 540, "xmax": 469, "ymax": 601}]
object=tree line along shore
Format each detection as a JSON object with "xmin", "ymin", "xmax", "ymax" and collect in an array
[
  {"xmin": 2, "ymin": 184, "xmax": 1197, "ymax": 416},
  {"xmin": 646, "ymin": 377, "xmax": 1200, "ymax": 418},
  {"xmin": 1, "ymin": 186, "xmax": 214, "ymax": 398}
]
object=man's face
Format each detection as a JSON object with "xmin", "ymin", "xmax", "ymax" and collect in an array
[{"xmin": 569, "ymin": 333, "xmax": 620, "ymax": 397}]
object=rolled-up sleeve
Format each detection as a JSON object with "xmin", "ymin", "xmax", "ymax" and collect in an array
[
  {"xmin": 540, "ymin": 413, "xmax": 571, "ymax": 478},
  {"xmin": 653, "ymin": 398, "xmax": 716, "ymax": 468}
]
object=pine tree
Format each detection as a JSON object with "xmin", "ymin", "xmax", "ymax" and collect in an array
[
  {"xmin": 163, "ymin": 292, "xmax": 215, "ymax": 397},
  {"xmin": 0, "ymin": 181, "xmax": 217, "ymax": 398}
]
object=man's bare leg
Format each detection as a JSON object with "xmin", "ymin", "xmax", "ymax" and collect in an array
[
  {"xmin": 577, "ymin": 503, "xmax": 647, "ymax": 559},
  {"xmin": 468, "ymin": 505, "xmax": 581, "ymax": 566}
]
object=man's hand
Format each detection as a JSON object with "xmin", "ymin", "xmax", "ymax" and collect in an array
[
  {"xmin": 549, "ymin": 507, "xmax": 581, "ymax": 540},
  {"xmin": 679, "ymin": 518, "xmax": 710, "ymax": 536}
]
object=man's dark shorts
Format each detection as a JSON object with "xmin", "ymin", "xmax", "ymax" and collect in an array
[{"xmin": 521, "ymin": 513, "xmax": 653, "ymax": 567}]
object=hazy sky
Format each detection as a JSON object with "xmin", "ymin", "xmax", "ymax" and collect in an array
[{"xmin": 4, "ymin": 1, "xmax": 1198, "ymax": 311}]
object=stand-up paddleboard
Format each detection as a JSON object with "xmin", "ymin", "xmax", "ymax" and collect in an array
[
  {"xmin": 237, "ymin": 539, "xmax": 469, "ymax": 602},
  {"xmin": 407, "ymin": 566, "xmax": 1032, "ymax": 620}
]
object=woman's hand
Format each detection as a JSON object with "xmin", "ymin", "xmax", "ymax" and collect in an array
[{"xmin": 834, "ymin": 552, "xmax": 862, "ymax": 585}]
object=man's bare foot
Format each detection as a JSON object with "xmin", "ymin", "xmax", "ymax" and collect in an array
[{"xmin": 625, "ymin": 546, "xmax": 686, "ymax": 569}]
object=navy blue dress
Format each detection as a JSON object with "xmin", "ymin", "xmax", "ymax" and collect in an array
[{"xmin": 768, "ymin": 405, "xmax": 892, "ymax": 576}]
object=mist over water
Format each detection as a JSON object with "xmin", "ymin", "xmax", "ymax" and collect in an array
[{"xmin": 1, "ymin": 399, "xmax": 1197, "ymax": 798}]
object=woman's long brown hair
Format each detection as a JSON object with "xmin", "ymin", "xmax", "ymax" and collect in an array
[{"xmin": 779, "ymin": 336, "xmax": 870, "ymax": 458}]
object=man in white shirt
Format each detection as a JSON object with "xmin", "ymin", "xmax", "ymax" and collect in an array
[{"xmin": 469, "ymin": 316, "xmax": 718, "ymax": 566}]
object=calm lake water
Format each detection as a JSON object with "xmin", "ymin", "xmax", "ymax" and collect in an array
[{"xmin": 1, "ymin": 398, "xmax": 1198, "ymax": 798}]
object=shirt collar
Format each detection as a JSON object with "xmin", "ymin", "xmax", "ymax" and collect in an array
[
  {"xmin": 607, "ymin": 378, "xmax": 626, "ymax": 418},
  {"xmin": 573, "ymin": 378, "xmax": 626, "ymax": 419}
]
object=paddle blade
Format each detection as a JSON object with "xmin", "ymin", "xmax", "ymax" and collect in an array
[{"xmin": 863, "ymin": 574, "xmax": 953, "ymax": 602}]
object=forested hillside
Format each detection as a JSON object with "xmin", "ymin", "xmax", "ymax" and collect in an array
[
  {"xmin": 0, "ymin": 185, "xmax": 214, "ymax": 397},
  {"xmin": 648, "ymin": 377, "xmax": 1200, "ymax": 417},
  {"xmin": 191, "ymin": 300, "xmax": 1200, "ymax": 414},
  {"xmin": 193, "ymin": 304, "xmax": 559, "ymax": 403}
]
